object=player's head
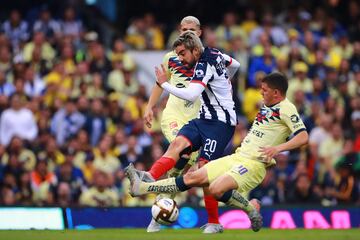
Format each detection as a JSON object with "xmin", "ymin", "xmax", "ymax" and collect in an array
[
  {"xmin": 260, "ymin": 72, "xmax": 288, "ymax": 105},
  {"xmin": 180, "ymin": 16, "xmax": 202, "ymax": 37},
  {"xmin": 173, "ymin": 31, "xmax": 203, "ymax": 68}
]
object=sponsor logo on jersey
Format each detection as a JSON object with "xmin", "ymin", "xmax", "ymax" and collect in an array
[
  {"xmin": 290, "ymin": 114, "xmax": 300, "ymax": 123},
  {"xmin": 169, "ymin": 121, "xmax": 178, "ymax": 129}
]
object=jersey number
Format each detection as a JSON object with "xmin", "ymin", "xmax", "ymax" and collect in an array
[
  {"xmin": 237, "ymin": 165, "xmax": 248, "ymax": 175},
  {"xmin": 204, "ymin": 139, "xmax": 217, "ymax": 153}
]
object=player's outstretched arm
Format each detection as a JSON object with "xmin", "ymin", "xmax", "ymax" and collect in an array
[
  {"xmin": 155, "ymin": 64, "xmax": 205, "ymax": 102},
  {"xmin": 259, "ymin": 130, "xmax": 308, "ymax": 162},
  {"xmin": 144, "ymin": 84, "xmax": 163, "ymax": 128}
]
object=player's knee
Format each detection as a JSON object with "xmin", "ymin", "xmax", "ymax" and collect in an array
[
  {"xmin": 168, "ymin": 137, "xmax": 191, "ymax": 156},
  {"xmin": 209, "ymin": 183, "xmax": 225, "ymax": 199}
]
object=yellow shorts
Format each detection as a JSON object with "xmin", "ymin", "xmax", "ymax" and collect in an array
[
  {"xmin": 161, "ymin": 115, "xmax": 198, "ymax": 166},
  {"xmin": 205, "ymin": 153, "xmax": 266, "ymax": 193}
]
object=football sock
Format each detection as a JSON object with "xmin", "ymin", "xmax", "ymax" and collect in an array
[
  {"xmin": 219, "ymin": 190, "xmax": 254, "ymax": 213},
  {"xmin": 139, "ymin": 176, "xmax": 191, "ymax": 194},
  {"xmin": 140, "ymin": 177, "xmax": 179, "ymax": 194},
  {"xmin": 204, "ymin": 195, "xmax": 219, "ymax": 224},
  {"xmin": 174, "ymin": 156, "xmax": 189, "ymax": 170},
  {"xmin": 148, "ymin": 156, "xmax": 176, "ymax": 180}
]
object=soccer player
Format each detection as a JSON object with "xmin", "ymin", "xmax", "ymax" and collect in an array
[
  {"xmin": 127, "ymin": 72, "xmax": 309, "ymax": 232},
  {"xmin": 139, "ymin": 31, "xmax": 240, "ymax": 233},
  {"xmin": 143, "ymin": 16, "xmax": 203, "ymax": 233}
]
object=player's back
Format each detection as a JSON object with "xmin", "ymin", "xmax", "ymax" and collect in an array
[
  {"xmin": 237, "ymin": 98, "xmax": 306, "ymax": 163},
  {"xmin": 162, "ymin": 51, "xmax": 201, "ymax": 120}
]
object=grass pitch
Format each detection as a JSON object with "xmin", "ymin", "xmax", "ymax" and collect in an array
[{"xmin": 0, "ymin": 228, "xmax": 359, "ymax": 240}]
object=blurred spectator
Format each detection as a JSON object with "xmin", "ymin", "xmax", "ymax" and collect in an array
[
  {"xmin": 319, "ymin": 123, "xmax": 345, "ymax": 178},
  {"xmin": 31, "ymin": 159, "xmax": 57, "ymax": 206},
  {"xmin": 89, "ymin": 44, "xmax": 111, "ymax": 80},
  {"xmin": 51, "ymin": 99, "xmax": 85, "ymax": 146},
  {"xmin": 286, "ymin": 173, "xmax": 320, "ymax": 204},
  {"xmin": 0, "ymin": 45, "xmax": 12, "ymax": 75},
  {"xmin": 287, "ymin": 61, "xmax": 313, "ymax": 101},
  {"xmin": 107, "ymin": 61, "xmax": 139, "ymax": 96},
  {"xmin": 0, "ymin": 70, "xmax": 15, "ymax": 96},
  {"xmin": 118, "ymin": 134, "xmax": 145, "ymax": 167},
  {"xmin": 248, "ymin": 45, "xmax": 276, "ymax": 86},
  {"xmin": 22, "ymin": 31, "xmax": 55, "ymax": 62},
  {"xmin": 250, "ymin": 12, "xmax": 288, "ymax": 47},
  {"xmin": 2, "ymin": 10, "xmax": 29, "ymax": 52},
  {"xmin": 60, "ymin": 7, "xmax": 84, "ymax": 43},
  {"xmin": 240, "ymin": 8, "xmax": 258, "ymax": 35},
  {"xmin": 79, "ymin": 170, "xmax": 119, "ymax": 207},
  {"xmin": 23, "ymin": 66, "xmax": 46, "ymax": 98},
  {"xmin": 329, "ymin": 161, "xmax": 358, "ymax": 204},
  {"xmin": 1, "ymin": 136, "xmax": 36, "ymax": 171},
  {"xmin": 0, "ymin": 94, "xmax": 38, "ymax": 146},
  {"xmin": 215, "ymin": 11, "xmax": 247, "ymax": 52},
  {"xmin": 125, "ymin": 14, "xmax": 164, "ymax": 50},
  {"xmin": 84, "ymin": 98, "xmax": 107, "ymax": 146},
  {"xmin": 93, "ymin": 137, "xmax": 120, "ymax": 174},
  {"xmin": 33, "ymin": 7, "xmax": 61, "ymax": 43}
]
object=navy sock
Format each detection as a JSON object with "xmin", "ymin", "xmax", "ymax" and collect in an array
[
  {"xmin": 174, "ymin": 156, "xmax": 189, "ymax": 170},
  {"xmin": 218, "ymin": 190, "xmax": 233, "ymax": 203},
  {"xmin": 175, "ymin": 176, "xmax": 191, "ymax": 191}
]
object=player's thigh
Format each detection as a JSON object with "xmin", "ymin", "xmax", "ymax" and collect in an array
[
  {"xmin": 204, "ymin": 154, "xmax": 236, "ymax": 183},
  {"xmin": 198, "ymin": 120, "xmax": 235, "ymax": 161},
  {"xmin": 226, "ymin": 159, "xmax": 266, "ymax": 193},
  {"xmin": 177, "ymin": 120, "xmax": 202, "ymax": 152}
]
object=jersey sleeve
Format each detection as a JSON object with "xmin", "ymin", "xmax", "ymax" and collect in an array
[
  {"xmin": 191, "ymin": 61, "xmax": 214, "ymax": 87},
  {"xmin": 281, "ymin": 103, "xmax": 306, "ymax": 135}
]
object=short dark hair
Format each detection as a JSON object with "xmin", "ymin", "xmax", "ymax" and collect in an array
[{"xmin": 262, "ymin": 72, "xmax": 288, "ymax": 95}]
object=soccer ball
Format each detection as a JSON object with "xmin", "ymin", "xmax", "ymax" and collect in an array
[{"xmin": 151, "ymin": 198, "xmax": 179, "ymax": 225}]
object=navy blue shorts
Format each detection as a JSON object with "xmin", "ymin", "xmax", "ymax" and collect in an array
[{"xmin": 177, "ymin": 119, "xmax": 235, "ymax": 161}]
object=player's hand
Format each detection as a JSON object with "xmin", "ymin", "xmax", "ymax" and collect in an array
[
  {"xmin": 259, "ymin": 146, "xmax": 280, "ymax": 163},
  {"xmin": 155, "ymin": 64, "xmax": 168, "ymax": 85},
  {"xmin": 144, "ymin": 108, "xmax": 154, "ymax": 128}
]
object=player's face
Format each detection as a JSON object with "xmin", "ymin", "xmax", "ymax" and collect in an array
[
  {"xmin": 175, "ymin": 44, "xmax": 197, "ymax": 68},
  {"xmin": 260, "ymin": 82, "xmax": 277, "ymax": 106},
  {"xmin": 180, "ymin": 22, "xmax": 201, "ymax": 37}
]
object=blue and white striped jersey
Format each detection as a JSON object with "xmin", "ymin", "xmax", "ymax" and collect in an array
[{"xmin": 191, "ymin": 47, "xmax": 238, "ymax": 126}]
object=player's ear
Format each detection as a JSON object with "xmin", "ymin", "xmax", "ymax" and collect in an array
[
  {"xmin": 196, "ymin": 29, "xmax": 202, "ymax": 37},
  {"xmin": 193, "ymin": 47, "xmax": 201, "ymax": 58}
]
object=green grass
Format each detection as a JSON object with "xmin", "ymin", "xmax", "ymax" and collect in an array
[{"xmin": 0, "ymin": 229, "xmax": 359, "ymax": 240}]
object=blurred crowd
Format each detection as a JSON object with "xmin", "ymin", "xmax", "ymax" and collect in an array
[{"xmin": 0, "ymin": 1, "xmax": 360, "ymax": 208}]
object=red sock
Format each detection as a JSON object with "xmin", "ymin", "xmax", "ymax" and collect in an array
[
  {"xmin": 204, "ymin": 195, "xmax": 219, "ymax": 224},
  {"xmin": 148, "ymin": 156, "xmax": 176, "ymax": 180}
]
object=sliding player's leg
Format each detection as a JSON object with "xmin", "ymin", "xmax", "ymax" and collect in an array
[{"xmin": 208, "ymin": 158, "xmax": 266, "ymax": 232}]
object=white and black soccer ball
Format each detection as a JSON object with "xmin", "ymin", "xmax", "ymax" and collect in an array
[{"xmin": 151, "ymin": 198, "xmax": 179, "ymax": 225}]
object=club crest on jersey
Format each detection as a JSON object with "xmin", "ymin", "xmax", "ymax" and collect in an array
[{"xmin": 195, "ymin": 69, "xmax": 204, "ymax": 78}]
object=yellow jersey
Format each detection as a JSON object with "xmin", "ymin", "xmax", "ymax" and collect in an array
[
  {"xmin": 162, "ymin": 51, "xmax": 201, "ymax": 120},
  {"xmin": 236, "ymin": 98, "xmax": 306, "ymax": 164}
]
